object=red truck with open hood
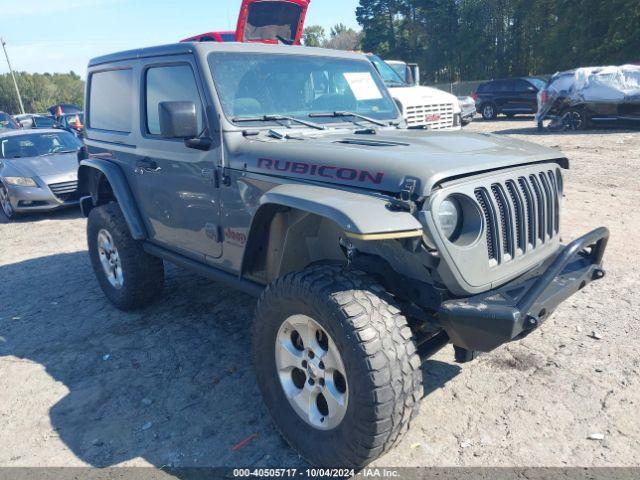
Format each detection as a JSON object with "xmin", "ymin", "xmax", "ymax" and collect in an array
[{"xmin": 181, "ymin": 0, "xmax": 310, "ymax": 45}]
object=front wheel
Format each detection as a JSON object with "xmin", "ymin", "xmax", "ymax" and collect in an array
[
  {"xmin": 253, "ymin": 266, "xmax": 423, "ymax": 467},
  {"xmin": 87, "ymin": 202, "xmax": 165, "ymax": 310},
  {"xmin": 563, "ymin": 108, "xmax": 589, "ymax": 130},
  {"xmin": 0, "ymin": 184, "xmax": 15, "ymax": 220}
]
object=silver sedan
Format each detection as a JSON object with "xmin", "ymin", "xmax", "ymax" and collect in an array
[{"xmin": 0, "ymin": 129, "xmax": 84, "ymax": 220}]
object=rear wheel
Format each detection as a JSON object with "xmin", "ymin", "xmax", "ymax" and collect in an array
[
  {"xmin": 253, "ymin": 265, "xmax": 423, "ymax": 467},
  {"xmin": 563, "ymin": 108, "xmax": 589, "ymax": 130},
  {"xmin": 0, "ymin": 184, "xmax": 15, "ymax": 220},
  {"xmin": 481, "ymin": 103, "xmax": 498, "ymax": 120},
  {"xmin": 88, "ymin": 202, "xmax": 164, "ymax": 310}
]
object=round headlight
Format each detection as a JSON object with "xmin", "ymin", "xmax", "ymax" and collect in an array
[{"xmin": 438, "ymin": 197, "xmax": 462, "ymax": 240}]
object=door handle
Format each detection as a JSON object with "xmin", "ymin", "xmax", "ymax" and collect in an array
[{"xmin": 135, "ymin": 158, "xmax": 162, "ymax": 174}]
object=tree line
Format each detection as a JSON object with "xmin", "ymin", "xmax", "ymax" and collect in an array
[
  {"xmin": 307, "ymin": 0, "xmax": 639, "ymax": 84},
  {"xmin": 0, "ymin": 72, "xmax": 84, "ymax": 115}
]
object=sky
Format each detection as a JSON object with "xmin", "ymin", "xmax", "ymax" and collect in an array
[{"xmin": 0, "ymin": 0, "xmax": 360, "ymax": 77}]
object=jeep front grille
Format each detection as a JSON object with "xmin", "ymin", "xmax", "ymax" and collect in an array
[
  {"xmin": 49, "ymin": 180, "xmax": 79, "ymax": 203},
  {"xmin": 474, "ymin": 169, "xmax": 561, "ymax": 266},
  {"xmin": 405, "ymin": 103, "xmax": 455, "ymax": 129}
]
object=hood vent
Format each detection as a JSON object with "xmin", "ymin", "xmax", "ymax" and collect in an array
[{"xmin": 335, "ymin": 138, "xmax": 410, "ymax": 147}]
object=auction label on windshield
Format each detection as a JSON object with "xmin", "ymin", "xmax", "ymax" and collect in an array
[{"xmin": 343, "ymin": 72, "xmax": 384, "ymax": 101}]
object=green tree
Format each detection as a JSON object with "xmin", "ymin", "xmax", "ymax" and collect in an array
[
  {"xmin": 0, "ymin": 71, "xmax": 84, "ymax": 114},
  {"xmin": 302, "ymin": 25, "xmax": 327, "ymax": 47}
]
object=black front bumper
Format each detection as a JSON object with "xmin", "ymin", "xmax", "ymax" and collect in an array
[{"xmin": 439, "ymin": 227, "xmax": 609, "ymax": 352}]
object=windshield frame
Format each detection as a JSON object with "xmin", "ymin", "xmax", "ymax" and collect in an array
[{"xmin": 207, "ymin": 51, "xmax": 402, "ymax": 130}]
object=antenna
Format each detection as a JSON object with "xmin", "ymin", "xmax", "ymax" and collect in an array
[{"xmin": 1, "ymin": 37, "xmax": 26, "ymax": 115}]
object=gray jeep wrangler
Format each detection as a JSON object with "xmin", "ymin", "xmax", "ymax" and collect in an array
[{"xmin": 79, "ymin": 42, "xmax": 609, "ymax": 467}]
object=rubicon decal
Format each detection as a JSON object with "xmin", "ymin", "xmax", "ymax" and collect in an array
[{"xmin": 257, "ymin": 158, "xmax": 385, "ymax": 185}]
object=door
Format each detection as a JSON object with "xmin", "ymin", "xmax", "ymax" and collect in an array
[
  {"xmin": 512, "ymin": 79, "xmax": 539, "ymax": 113},
  {"xmin": 235, "ymin": 0, "xmax": 310, "ymax": 45},
  {"xmin": 133, "ymin": 60, "xmax": 223, "ymax": 262}
]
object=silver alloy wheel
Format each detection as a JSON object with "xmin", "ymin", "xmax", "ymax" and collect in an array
[
  {"xmin": 0, "ymin": 185, "xmax": 13, "ymax": 218},
  {"xmin": 483, "ymin": 105, "xmax": 495, "ymax": 119},
  {"xmin": 275, "ymin": 314, "xmax": 348, "ymax": 430},
  {"xmin": 97, "ymin": 229, "xmax": 124, "ymax": 289}
]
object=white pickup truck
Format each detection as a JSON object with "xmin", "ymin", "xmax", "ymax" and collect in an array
[{"xmin": 368, "ymin": 55, "xmax": 462, "ymax": 130}]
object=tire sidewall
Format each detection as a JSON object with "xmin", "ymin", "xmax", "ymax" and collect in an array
[
  {"xmin": 0, "ymin": 183, "xmax": 14, "ymax": 220},
  {"xmin": 253, "ymin": 290, "xmax": 375, "ymax": 467}
]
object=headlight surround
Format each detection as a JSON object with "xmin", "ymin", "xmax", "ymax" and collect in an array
[
  {"xmin": 438, "ymin": 197, "xmax": 463, "ymax": 240},
  {"xmin": 4, "ymin": 176, "xmax": 37, "ymax": 187}
]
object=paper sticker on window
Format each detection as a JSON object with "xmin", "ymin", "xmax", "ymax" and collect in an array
[{"xmin": 343, "ymin": 72, "xmax": 383, "ymax": 101}]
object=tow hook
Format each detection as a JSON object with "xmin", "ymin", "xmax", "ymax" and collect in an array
[{"xmin": 592, "ymin": 268, "xmax": 606, "ymax": 280}]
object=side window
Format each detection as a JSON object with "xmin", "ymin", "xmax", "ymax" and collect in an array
[
  {"xmin": 514, "ymin": 80, "xmax": 533, "ymax": 92},
  {"xmin": 145, "ymin": 64, "xmax": 204, "ymax": 136},
  {"xmin": 89, "ymin": 69, "xmax": 133, "ymax": 132}
]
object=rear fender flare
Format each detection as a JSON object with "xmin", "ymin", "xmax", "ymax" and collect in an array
[{"xmin": 78, "ymin": 158, "xmax": 147, "ymax": 240}]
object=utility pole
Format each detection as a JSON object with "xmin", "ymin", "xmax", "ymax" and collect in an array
[{"xmin": 1, "ymin": 37, "xmax": 25, "ymax": 115}]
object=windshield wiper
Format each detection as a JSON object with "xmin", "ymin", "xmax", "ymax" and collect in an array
[
  {"xmin": 232, "ymin": 115, "xmax": 325, "ymax": 130},
  {"xmin": 309, "ymin": 111, "xmax": 388, "ymax": 127}
]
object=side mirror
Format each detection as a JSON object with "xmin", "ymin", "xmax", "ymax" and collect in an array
[
  {"xmin": 528, "ymin": 86, "xmax": 537, "ymax": 92},
  {"xmin": 158, "ymin": 101, "xmax": 199, "ymax": 139}
]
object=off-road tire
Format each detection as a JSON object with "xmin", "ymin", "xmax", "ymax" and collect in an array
[
  {"xmin": 87, "ymin": 202, "xmax": 164, "ymax": 310},
  {"xmin": 253, "ymin": 265, "xmax": 423, "ymax": 467},
  {"xmin": 481, "ymin": 103, "xmax": 498, "ymax": 120}
]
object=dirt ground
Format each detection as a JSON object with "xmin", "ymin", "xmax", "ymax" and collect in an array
[{"xmin": 0, "ymin": 118, "xmax": 638, "ymax": 469}]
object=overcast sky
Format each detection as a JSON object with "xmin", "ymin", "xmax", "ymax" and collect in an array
[{"xmin": 0, "ymin": 0, "xmax": 360, "ymax": 77}]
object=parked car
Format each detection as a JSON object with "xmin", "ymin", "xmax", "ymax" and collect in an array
[
  {"xmin": 57, "ymin": 113, "xmax": 85, "ymax": 137},
  {"xmin": 14, "ymin": 114, "xmax": 57, "ymax": 129},
  {"xmin": 48, "ymin": 103, "xmax": 82, "ymax": 117},
  {"xmin": 367, "ymin": 54, "xmax": 462, "ymax": 130},
  {"xmin": 79, "ymin": 41, "xmax": 608, "ymax": 468},
  {"xmin": 0, "ymin": 129, "xmax": 84, "ymax": 219},
  {"xmin": 0, "ymin": 112, "xmax": 21, "ymax": 130},
  {"xmin": 181, "ymin": 0, "xmax": 310, "ymax": 45},
  {"xmin": 474, "ymin": 77, "xmax": 546, "ymax": 120},
  {"xmin": 536, "ymin": 65, "xmax": 640, "ymax": 130},
  {"xmin": 458, "ymin": 96, "xmax": 476, "ymax": 125}
]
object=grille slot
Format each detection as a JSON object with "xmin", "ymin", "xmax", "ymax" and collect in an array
[
  {"xmin": 505, "ymin": 180, "xmax": 526, "ymax": 252},
  {"xmin": 475, "ymin": 188, "xmax": 499, "ymax": 263},
  {"xmin": 405, "ymin": 103, "xmax": 455, "ymax": 129},
  {"xmin": 529, "ymin": 175, "xmax": 546, "ymax": 242},
  {"xmin": 491, "ymin": 184, "xmax": 514, "ymax": 260},
  {"xmin": 48, "ymin": 180, "xmax": 78, "ymax": 203}
]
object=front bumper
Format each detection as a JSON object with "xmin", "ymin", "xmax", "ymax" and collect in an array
[
  {"xmin": 438, "ymin": 227, "xmax": 609, "ymax": 352},
  {"xmin": 6, "ymin": 184, "xmax": 79, "ymax": 213}
]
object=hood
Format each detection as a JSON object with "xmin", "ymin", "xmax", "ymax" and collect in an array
[
  {"xmin": 2, "ymin": 152, "xmax": 78, "ymax": 182},
  {"xmin": 232, "ymin": 129, "xmax": 565, "ymax": 196},
  {"xmin": 236, "ymin": 0, "xmax": 309, "ymax": 45},
  {"xmin": 389, "ymin": 85, "xmax": 461, "ymax": 113}
]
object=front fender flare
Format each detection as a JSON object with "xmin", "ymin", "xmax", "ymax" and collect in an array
[
  {"xmin": 78, "ymin": 158, "xmax": 147, "ymax": 240},
  {"xmin": 258, "ymin": 184, "xmax": 423, "ymax": 240}
]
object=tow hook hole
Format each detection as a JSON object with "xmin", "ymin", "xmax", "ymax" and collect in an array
[
  {"xmin": 579, "ymin": 281, "xmax": 587, "ymax": 290},
  {"xmin": 538, "ymin": 309, "xmax": 547, "ymax": 319}
]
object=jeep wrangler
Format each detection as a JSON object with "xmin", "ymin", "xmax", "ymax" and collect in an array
[{"xmin": 79, "ymin": 42, "xmax": 608, "ymax": 467}]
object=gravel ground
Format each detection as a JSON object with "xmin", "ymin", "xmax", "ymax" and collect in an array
[{"xmin": 0, "ymin": 118, "xmax": 638, "ymax": 469}]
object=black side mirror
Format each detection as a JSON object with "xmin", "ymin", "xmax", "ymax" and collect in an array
[{"xmin": 159, "ymin": 101, "xmax": 199, "ymax": 139}]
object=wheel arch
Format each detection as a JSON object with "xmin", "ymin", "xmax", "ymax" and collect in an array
[
  {"xmin": 78, "ymin": 158, "xmax": 147, "ymax": 240},
  {"xmin": 241, "ymin": 184, "xmax": 424, "ymax": 284}
]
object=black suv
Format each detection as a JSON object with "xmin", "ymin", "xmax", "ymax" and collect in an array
[{"xmin": 474, "ymin": 77, "xmax": 546, "ymax": 120}]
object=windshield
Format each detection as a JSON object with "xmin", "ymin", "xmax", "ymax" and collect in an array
[
  {"xmin": 33, "ymin": 116, "xmax": 56, "ymax": 128},
  {"xmin": 367, "ymin": 56, "xmax": 407, "ymax": 88},
  {"xmin": 0, "ymin": 132, "xmax": 82, "ymax": 159},
  {"xmin": 209, "ymin": 53, "xmax": 399, "ymax": 125}
]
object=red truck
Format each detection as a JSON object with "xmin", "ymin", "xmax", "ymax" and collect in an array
[{"xmin": 181, "ymin": 0, "xmax": 310, "ymax": 45}]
